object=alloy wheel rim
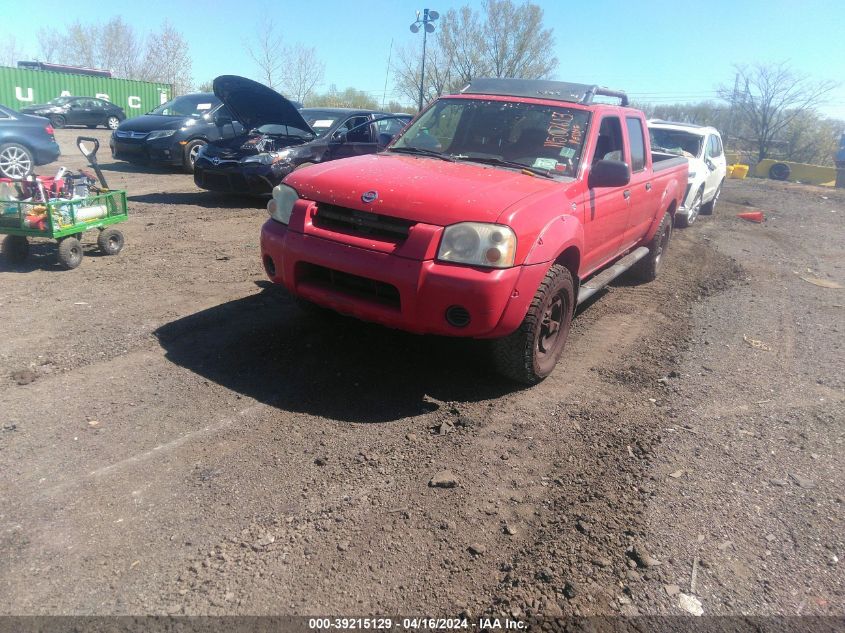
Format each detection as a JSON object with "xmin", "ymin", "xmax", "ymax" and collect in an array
[
  {"xmin": 189, "ymin": 144, "xmax": 203, "ymax": 164},
  {"xmin": 0, "ymin": 147, "xmax": 31, "ymax": 178},
  {"xmin": 108, "ymin": 117, "xmax": 119, "ymax": 129},
  {"xmin": 689, "ymin": 192, "xmax": 702, "ymax": 223}
]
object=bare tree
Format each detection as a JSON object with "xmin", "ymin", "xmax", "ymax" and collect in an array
[
  {"xmin": 719, "ymin": 62, "xmax": 838, "ymax": 161},
  {"xmin": 139, "ymin": 22, "xmax": 193, "ymax": 94},
  {"xmin": 247, "ymin": 19, "xmax": 285, "ymax": 90},
  {"xmin": 280, "ymin": 44, "xmax": 325, "ymax": 103},
  {"xmin": 0, "ymin": 35, "xmax": 26, "ymax": 67},
  {"xmin": 393, "ymin": 0, "xmax": 558, "ymax": 109}
]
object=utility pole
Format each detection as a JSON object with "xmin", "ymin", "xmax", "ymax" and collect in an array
[{"xmin": 409, "ymin": 9, "xmax": 439, "ymax": 112}]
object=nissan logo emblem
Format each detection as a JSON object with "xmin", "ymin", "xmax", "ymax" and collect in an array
[{"xmin": 361, "ymin": 190, "xmax": 378, "ymax": 203}]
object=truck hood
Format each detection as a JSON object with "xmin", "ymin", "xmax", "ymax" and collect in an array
[
  {"xmin": 213, "ymin": 75, "xmax": 312, "ymax": 132},
  {"xmin": 285, "ymin": 153, "xmax": 564, "ymax": 226}
]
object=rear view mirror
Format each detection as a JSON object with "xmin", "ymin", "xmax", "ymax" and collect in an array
[{"xmin": 589, "ymin": 159, "xmax": 631, "ymax": 188}]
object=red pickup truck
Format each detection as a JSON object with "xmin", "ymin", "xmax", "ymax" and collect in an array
[{"xmin": 260, "ymin": 78, "xmax": 687, "ymax": 383}]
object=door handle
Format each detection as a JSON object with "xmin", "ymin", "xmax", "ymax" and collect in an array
[
  {"xmin": 645, "ymin": 182, "xmax": 652, "ymax": 191},
  {"xmin": 623, "ymin": 189, "xmax": 631, "ymax": 199}
]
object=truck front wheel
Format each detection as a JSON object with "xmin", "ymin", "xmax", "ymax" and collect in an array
[{"xmin": 490, "ymin": 264, "xmax": 574, "ymax": 384}]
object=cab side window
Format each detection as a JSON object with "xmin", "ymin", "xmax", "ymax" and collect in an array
[
  {"xmin": 340, "ymin": 116, "xmax": 373, "ymax": 143},
  {"xmin": 592, "ymin": 116, "xmax": 625, "ymax": 166},
  {"xmin": 709, "ymin": 135, "xmax": 723, "ymax": 158},
  {"xmin": 625, "ymin": 117, "xmax": 646, "ymax": 172}
]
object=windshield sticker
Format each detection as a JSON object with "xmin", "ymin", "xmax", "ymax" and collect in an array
[
  {"xmin": 532, "ymin": 157, "xmax": 558, "ymax": 170},
  {"xmin": 312, "ymin": 119, "xmax": 335, "ymax": 128},
  {"xmin": 559, "ymin": 146, "xmax": 576, "ymax": 159},
  {"xmin": 196, "ymin": 103, "xmax": 212, "ymax": 110},
  {"xmin": 543, "ymin": 111, "xmax": 575, "ymax": 148},
  {"xmin": 568, "ymin": 123, "xmax": 583, "ymax": 146}
]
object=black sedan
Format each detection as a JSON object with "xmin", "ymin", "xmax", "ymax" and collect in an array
[
  {"xmin": 0, "ymin": 105, "xmax": 60, "ymax": 179},
  {"xmin": 194, "ymin": 75, "xmax": 412, "ymax": 195},
  {"xmin": 20, "ymin": 96, "xmax": 126, "ymax": 130},
  {"xmin": 110, "ymin": 93, "xmax": 246, "ymax": 173}
]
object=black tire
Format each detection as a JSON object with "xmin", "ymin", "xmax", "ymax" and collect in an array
[
  {"xmin": 57, "ymin": 237, "xmax": 83, "ymax": 270},
  {"xmin": 632, "ymin": 211, "xmax": 672, "ymax": 283},
  {"xmin": 0, "ymin": 142, "xmax": 34, "ymax": 179},
  {"xmin": 701, "ymin": 180, "xmax": 723, "ymax": 215},
  {"xmin": 107, "ymin": 116, "xmax": 120, "ymax": 130},
  {"xmin": 183, "ymin": 139, "xmax": 206, "ymax": 173},
  {"xmin": 769, "ymin": 162, "xmax": 790, "ymax": 181},
  {"xmin": 489, "ymin": 264, "xmax": 575, "ymax": 384},
  {"xmin": 1, "ymin": 235, "xmax": 29, "ymax": 263},
  {"xmin": 675, "ymin": 187, "xmax": 702, "ymax": 228},
  {"xmin": 50, "ymin": 114, "xmax": 66, "ymax": 128},
  {"xmin": 97, "ymin": 228, "xmax": 124, "ymax": 255}
]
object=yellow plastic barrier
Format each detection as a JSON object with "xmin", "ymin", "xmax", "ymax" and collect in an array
[
  {"xmin": 753, "ymin": 159, "xmax": 836, "ymax": 185},
  {"xmin": 726, "ymin": 165, "xmax": 735, "ymax": 177},
  {"xmin": 730, "ymin": 164, "xmax": 749, "ymax": 179}
]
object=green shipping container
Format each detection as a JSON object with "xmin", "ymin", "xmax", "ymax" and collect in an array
[{"xmin": 0, "ymin": 66, "xmax": 172, "ymax": 119}]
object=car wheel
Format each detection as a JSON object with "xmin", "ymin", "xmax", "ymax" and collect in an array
[
  {"xmin": 183, "ymin": 139, "xmax": 206, "ymax": 173},
  {"xmin": 769, "ymin": 162, "xmax": 790, "ymax": 181},
  {"xmin": 97, "ymin": 228, "xmax": 124, "ymax": 255},
  {"xmin": 490, "ymin": 264, "xmax": 575, "ymax": 384},
  {"xmin": 107, "ymin": 116, "xmax": 120, "ymax": 130},
  {"xmin": 1, "ymin": 235, "xmax": 29, "ymax": 263},
  {"xmin": 676, "ymin": 187, "xmax": 703, "ymax": 228},
  {"xmin": 50, "ymin": 114, "xmax": 66, "ymax": 128},
  {"xmin": 632, "ymin": 211, "xmax": 672, "ymax": 283},
  {"xmin": 701, "ymin": 180, "xmax": 723, "ymax": 215},
  {"xmin": 57, "ymin": 237, "xmax": 83, "ymax": 270},
  {"xmin": 0, "ymin": 143, "xmax": 34, "ymax": 179}
]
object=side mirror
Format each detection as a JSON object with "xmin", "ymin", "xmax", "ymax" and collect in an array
[
  {"xmin": 588, "ymin": 159, "xmax": 631, "ymax": 188},
  {"xmin": 329, "ymin": 130, "xmax": 347, "ymax": 145}
]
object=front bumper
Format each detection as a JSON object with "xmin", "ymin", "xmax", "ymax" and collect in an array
[
  {"xmin": 194, "ymin": 159, "xmax": 292, "ymax": 195},
  {"xmin": 259, "ymin": 208, "xmax": 547, "ymax": 338},
  {"xmin": 110, "ymin": 136, "xmax": 183, "ymax": 165}
]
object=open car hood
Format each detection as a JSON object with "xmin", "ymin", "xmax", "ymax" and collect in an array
[{"xmin": 213, "ymin": 75, "xmax": 312, "ymax": 133}]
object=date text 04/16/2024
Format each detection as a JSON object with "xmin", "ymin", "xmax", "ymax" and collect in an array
[{"xmin": 307, "ymin": 617, "xmax": 527, "ymax": 630}]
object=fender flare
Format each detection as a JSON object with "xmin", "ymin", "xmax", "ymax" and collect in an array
[{"xmin": 522, "ymin": 215, "xmax": 585, "ymax": 268}]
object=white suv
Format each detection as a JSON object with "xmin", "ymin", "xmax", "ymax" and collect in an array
[{"xmin": 648, "ymin": 121, "xmax": 727, "ymax": 227}]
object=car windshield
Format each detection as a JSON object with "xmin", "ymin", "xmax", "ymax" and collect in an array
[
  {"xmin": 301, "ymin": 110, "xmax": 342, "ymax": 138},
  {"xmin": 255, "ymin": 123, "xmax": 314, "ymax": 139},
  {"xmin": 649, "ymin": 128, "xmax": 703, "ymax": 158},
  {"xmin": 47, "ymin": 97, "xmax": 74, "ymax": 105},
  {"xmin": 390, "ymin": 98, "xmax": 591, "ymax": 177},
  {"xmin": 149, "ymin": 95, "xmax": 220, "ymax": 118}
]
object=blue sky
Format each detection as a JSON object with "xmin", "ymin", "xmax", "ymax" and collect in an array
[{"xmin": 2, "ymin": 0, "xmax": 843, "ymax": 118}]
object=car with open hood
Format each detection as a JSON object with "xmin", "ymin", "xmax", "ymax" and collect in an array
[
  {"xmin": 20, "ymin": 96, "xmax": 126, "ymax": 130},
  {"xmin": 194, "ymin": 75, "xmax": 411, "ymax": 195},
  {"xmin": 109, "ymin": 93, "xmax": 246, "ymax": 172}
]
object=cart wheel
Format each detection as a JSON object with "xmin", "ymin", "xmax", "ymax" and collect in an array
[
  {"xmin": 57, "ymin": 237, "xmax": 83, "ymax": 270},
  {"xmin": 97, "ymin": 228, "xmax": 124, "ymax": 255},
  {"xmin": 1, "ymin": 235, "xmax": 29, "ymax": 263}
]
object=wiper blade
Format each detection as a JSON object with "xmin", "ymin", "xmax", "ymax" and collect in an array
[
  {"xmin": 388, "ymin": 146, "xmax": 455, "ymax": 161},
  {"xmin": 453, "ymin": 155, "xmax": 554, "ymax": 178}
]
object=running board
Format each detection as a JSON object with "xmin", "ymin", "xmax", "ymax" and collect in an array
[{"xmin": 577, "ymin": 247, "xmax": 650, "ymax": 305}]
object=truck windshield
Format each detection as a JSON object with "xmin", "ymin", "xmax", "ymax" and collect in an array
[
  {"xmin": 649, "ymin": 128, "xmax": 703, "ymax": 158},
  {"xmin": 390, "ymin": 98, "xmax": 590, "ymax": 177}
]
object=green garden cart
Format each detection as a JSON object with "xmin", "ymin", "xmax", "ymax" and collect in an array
[{"xmin": 0, "ymin": 137, "xmax": 128, "ymax": 270}]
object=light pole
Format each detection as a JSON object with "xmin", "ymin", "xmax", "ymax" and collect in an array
[{"xmin": 410, "ymin": 8, "xmax": 439, "ymax": 112}]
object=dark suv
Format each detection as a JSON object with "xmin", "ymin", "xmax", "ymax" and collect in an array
[
  {"xmin": 110, "ymin": 93, "xmax": 245, "ymax": 172},
  {"xmin": 194, "ymin": 75, "xmax": 411, "ymax": 195}
]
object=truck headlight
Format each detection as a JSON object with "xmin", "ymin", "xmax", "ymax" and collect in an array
[
  {"xmin": 437, "ymin": 222, "xmax": 516, "ymax": 268},
  {"xmin": 267, "ymin": 184, "xmax": 298, "ymax": 225}
]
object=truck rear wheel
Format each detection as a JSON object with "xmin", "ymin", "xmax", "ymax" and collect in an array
[
  {"xmin": 490, "ymin": 264, "xmax": 574, "ymax": 384},
  {"xmin": 632, "ymin": 211, "xmax": 671, "ymax": 283}
]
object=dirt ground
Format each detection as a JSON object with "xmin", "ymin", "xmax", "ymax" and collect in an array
[{"xmin": 1, "ymin": 128, "xmax": 843, "ymax": 620}]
